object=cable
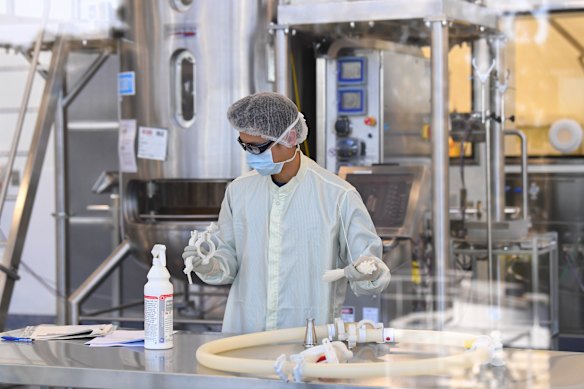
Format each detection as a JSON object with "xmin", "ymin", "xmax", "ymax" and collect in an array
[
  {"xmin": 19, "ymin": 260, "xmax": 66, "ymax": 300},
  {"xmin": 337, "ymin": 196, "xmax": 354, "ymax": 264},
  {"xmin": 290, "ymin": 51, "xmax": 310, "ymax": 158}
]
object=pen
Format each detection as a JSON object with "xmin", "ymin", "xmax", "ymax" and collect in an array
[{"xmin": 1, "ymin": 336, "xmax": 34, "ymax": 343}]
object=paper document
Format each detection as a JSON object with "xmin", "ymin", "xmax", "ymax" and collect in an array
[
  {"xmin": 137, "ymin": 126, "xmax": 168, "ymax": 161},
  {"xmin": 26, "ymin": 324, "xmax": 115, "ymax": 340},
  {"xmin": 118, "ymin": 119, "xmax": 138, "ymax": 173},
  {"xmin": 85, "ymin": 330, "xmax": 145, "ymax": 347}
]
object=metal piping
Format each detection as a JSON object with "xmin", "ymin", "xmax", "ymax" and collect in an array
[
  {"xmin": 68, "ymin": 240, "xmax": 131, "ymax": 325},
  {"xmin": 490, "ymin": 37, "xmax": 506, "ymax": 222},
  {"xmin": 274, "ymin": 26, "xmax": 290, "ymax": 96},
  {"xmin": 54, "ymin": 93, "xmax": 69, "ymax": 324},
  {"xmin": 110, "ymin": 194, "xmax": 122, "ymax": 320},
  {"xmin": 472, "ymin": 39, "xmax": 496, "ymax": 331},
  {"xmin": 0, "ymin": 29, "xmax": 45, "ymax": 221},
  {"xmin": 430, "ymin": 20, "xmax": 450, "ymax": 329},
  {"xmin": 504, "ymin": 129, "xmax": 529, "ymax": 220},
  {"xmin": 484, "ymin": 114, "xmax": 496, "ymax": 331}
]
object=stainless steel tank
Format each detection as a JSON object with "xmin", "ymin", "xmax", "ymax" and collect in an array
[{"xmin": 119, "ymin": 0, "xmax": 271, "ymax": 277}]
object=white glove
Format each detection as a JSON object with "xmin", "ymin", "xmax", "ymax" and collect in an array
[
  {"xmin": 343, "ymin": 256, "xmax": 384, "ymax": 282},
  {"xmin": 322, "ymin": 256, "xmax": 385, "ymax": 283},
  {"xmin": 182, "ymin": 246, "xmax": 215, "ymax": 274}
]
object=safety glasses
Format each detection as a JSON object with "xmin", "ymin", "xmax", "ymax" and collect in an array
[{"xmin": 237, "ymin": 137, "xmax": 274, "ymax": 155}]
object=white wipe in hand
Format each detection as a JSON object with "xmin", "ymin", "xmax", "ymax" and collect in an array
[
  {"xmin": 321, "ymin": 259, "xmax": 378, "ymax": 283},
  {"xmin": 322, "ymin": 268, "xmax": 345, "ymax": 282},
  {"xmin": 356, "ymin": 259, "xmax": 377, "ymax": 275}
]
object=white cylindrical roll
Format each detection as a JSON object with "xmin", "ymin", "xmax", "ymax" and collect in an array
[{"xmin": 549, "ymin": 119, "xmax": 583, "ymax": 153}]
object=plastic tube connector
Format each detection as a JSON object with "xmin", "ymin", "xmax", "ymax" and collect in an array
[
  {"xmin": 289, "ymin": 354, "xmax": 305, "ymax": 383},
  {"xmin": 382, "ymin": 328, "xmax": 395, "ymax": 343},
  {"xmin": 469, "ymin": 334, "xmax": 506, "ymax": 367},
  {"xmin": 358, "ymin": 325, "xmax": 367, "ymax": 344},
  {"xmin": 196, "ymin": 231, "xmax": 216, "ymax": 265},
  {"xmin": 347, "ymin": 324, "xmax": 358, "ymax": 349},
  {"xmin": 335, "ymin": 318, "xmax": 347, "ymax": 341},
  {"xmin": 327, "ymin": 324, "xmax": 336, "ymax": 340},
  {"xmin": 321, "ymin": 338, "xmax": 338, "ymax": 364},
  {"xmin": 273, "ymin": 354, "xmax": 288, "ymax": 382},
  {"xmin": 357, "ymin": 319, "xmax": 380, "ymax": 329},
  {"xmin": 183, "ymin": 257, "xmax": 194, "ymax": 285}
]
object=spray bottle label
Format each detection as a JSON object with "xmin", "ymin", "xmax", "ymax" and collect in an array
[{"xmin": 144, "ymin": 294, "xmax": 173, "ymax": 344}]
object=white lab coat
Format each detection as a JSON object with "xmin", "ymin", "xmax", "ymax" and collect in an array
[{"xmin": 196, "ymin": 154, "xmax": 390, "ymax": 333}]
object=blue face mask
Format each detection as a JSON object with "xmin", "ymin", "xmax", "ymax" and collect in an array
[{"xmin": 246, "ymin": 146, "xmax": 298, "ymax": 176}]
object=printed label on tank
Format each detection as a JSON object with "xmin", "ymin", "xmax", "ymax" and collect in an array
[
  {"xmin": 144, "ymin": 294, "xmax": 173, "ymax": 344},
  {"xmin": 340, "ymin": 306, "xmax": 355, "ymax": 322},
  {"xmin": 118, "ymin": 71, "xmax": 135, "ymax": 96},
  {"xmin": 138, "ymin": 127, "xmax": 168, "ymax": 161},
  {"xmin": 118, "ymin": 119, "xmax": 137, "ymax": 172},
  {"xmin": 362, "ymin": 307, "xmax": 379, "ymax": 323}
]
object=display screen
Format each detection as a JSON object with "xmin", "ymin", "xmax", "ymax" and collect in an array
[
  {"xmin": 341, "ymin": 91, "xmax": 362, "ymax": 110},
  {"xmin": 346, "ymin": 173, "xmax": 414, "ymax": 229},
  {"xmin": 338, "ymin": 57, "xmax": 366, "ymax": 83},
  {"xmin": 341, "ymin": 61, "xmax": 362, "ymax": 81},
  {"xmin": 338, "ymin": 89, "xmax": 366, "ymax": 115}
]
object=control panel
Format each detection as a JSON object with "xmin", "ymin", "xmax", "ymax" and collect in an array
[{"xmin": 324, "ymin": 51, "xmax": 381, "ymax": 172}]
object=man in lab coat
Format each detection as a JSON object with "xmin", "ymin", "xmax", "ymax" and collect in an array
[{"xmin": 183, "ymin": 92, "xmax": 390, "ymax": 333}]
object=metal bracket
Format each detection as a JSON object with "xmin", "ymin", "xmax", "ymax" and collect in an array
[
  {"xmin": 52, "ymin": 211, "xmax": 70, "ymax": 220},
  {"xmin": 0, "ymin": 264, "xmax": 19, "ymax": 281},
  {"xmin": 424, "ymin": 17, "xmax": 450, "ymax": 26},
  {"xmin": 268, "ymin": 22, "xmax": 292, "ymax": 35}
]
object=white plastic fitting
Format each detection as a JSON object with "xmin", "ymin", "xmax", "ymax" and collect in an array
[
  {"xmin": 195, "ymin": 231, "xmax": 216, "ymax": 265},
  {"xmin": 327, "ymin": 324, "xmax": 336, "ymax": 341},
  {"xmin": 382, "ymin": 328, "xmax": 395, "ymax": 343},
  {"xmin": 184, "ymin": 223, "xmax": 220, "ymax": 284},
  {"xmin": 469, "ymin": 334, "xmax": 505, "ymax": 367},
  {"xmin": 347, "ymin": 324, "xmax": 358, "ymax": 349},
  {"xmin": 335, "ymin": 318, "xmax": 347, "ymax": 341}
]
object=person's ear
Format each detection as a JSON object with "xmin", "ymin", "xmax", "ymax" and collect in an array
[{"xmin": 288, "ymin": 130, "xmax": 297, "ymax": 145}]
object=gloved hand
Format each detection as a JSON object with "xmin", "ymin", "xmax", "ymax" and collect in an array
[
  {"xmin": 343, "ymin": 256, "xmax": 384, "ymax": 282},
  {"xmin": 182, "ymin": 246, "xmax": 215, "ymax": 274}
]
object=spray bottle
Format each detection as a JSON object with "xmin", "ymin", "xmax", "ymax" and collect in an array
[{"xmin": 144, "ymin": 244, "xmax": 173, "ymax": 349}]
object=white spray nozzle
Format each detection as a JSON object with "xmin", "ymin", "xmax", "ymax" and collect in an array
[
  {"xmin": 207, "ymin": 222, "xmax": 219, "ymax": 234},
  {"xmin": 189, "ymin": 230, "xmax": 198, "ymax": 246},
  {"xmin": 151, "ymin": 244, "xmax": 167, "ymax": 267}
]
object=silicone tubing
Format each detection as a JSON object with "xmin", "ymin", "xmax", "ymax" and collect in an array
[{"xmin": 196, "ymin": 324, "xmax": 490, "ymax": 379}]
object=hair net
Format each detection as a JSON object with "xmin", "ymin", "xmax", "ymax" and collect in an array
[{"xmin": 227, "ymin": 92, "xmax": 309, "ymax": 148}]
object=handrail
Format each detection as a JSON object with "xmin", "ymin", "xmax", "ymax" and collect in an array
[
  {"xmin": 504, "ymin": 129, "xmax": 529, "ymax": 220},
  {"xmin": 0, "ymin": 27, "xmax": 46, "ymax": 219}
]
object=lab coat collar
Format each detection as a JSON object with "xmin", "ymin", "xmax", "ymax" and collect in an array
[{"xmin": 269, "ymin": 152, "xmax": 308, "ymax": 194}]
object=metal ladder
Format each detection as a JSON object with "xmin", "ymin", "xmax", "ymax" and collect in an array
[
  {"xmin": 0, "ymin": 30, "xmax": 114, "ymax": 330},
  {"xmin": 0, "ymin": 32, "xmax": 68, "ymax": 330}
]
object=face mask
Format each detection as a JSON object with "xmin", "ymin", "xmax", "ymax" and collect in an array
[
  {"xmin": 245, "ymin": 113, "xmax": 301, "ymax": 176},
  {"xmin": 246, "ymin": 146, "xmax": 299, "ymax": 176}
]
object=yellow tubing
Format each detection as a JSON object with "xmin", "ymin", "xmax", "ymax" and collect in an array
[{"xmin": 196, "ymin": 324, "xmax": 490, "ymax": 379}]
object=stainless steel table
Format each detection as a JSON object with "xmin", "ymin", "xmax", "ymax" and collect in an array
[{"xmin": 0, "ymin": 332, "xmax": 583, "ymax": 388}]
